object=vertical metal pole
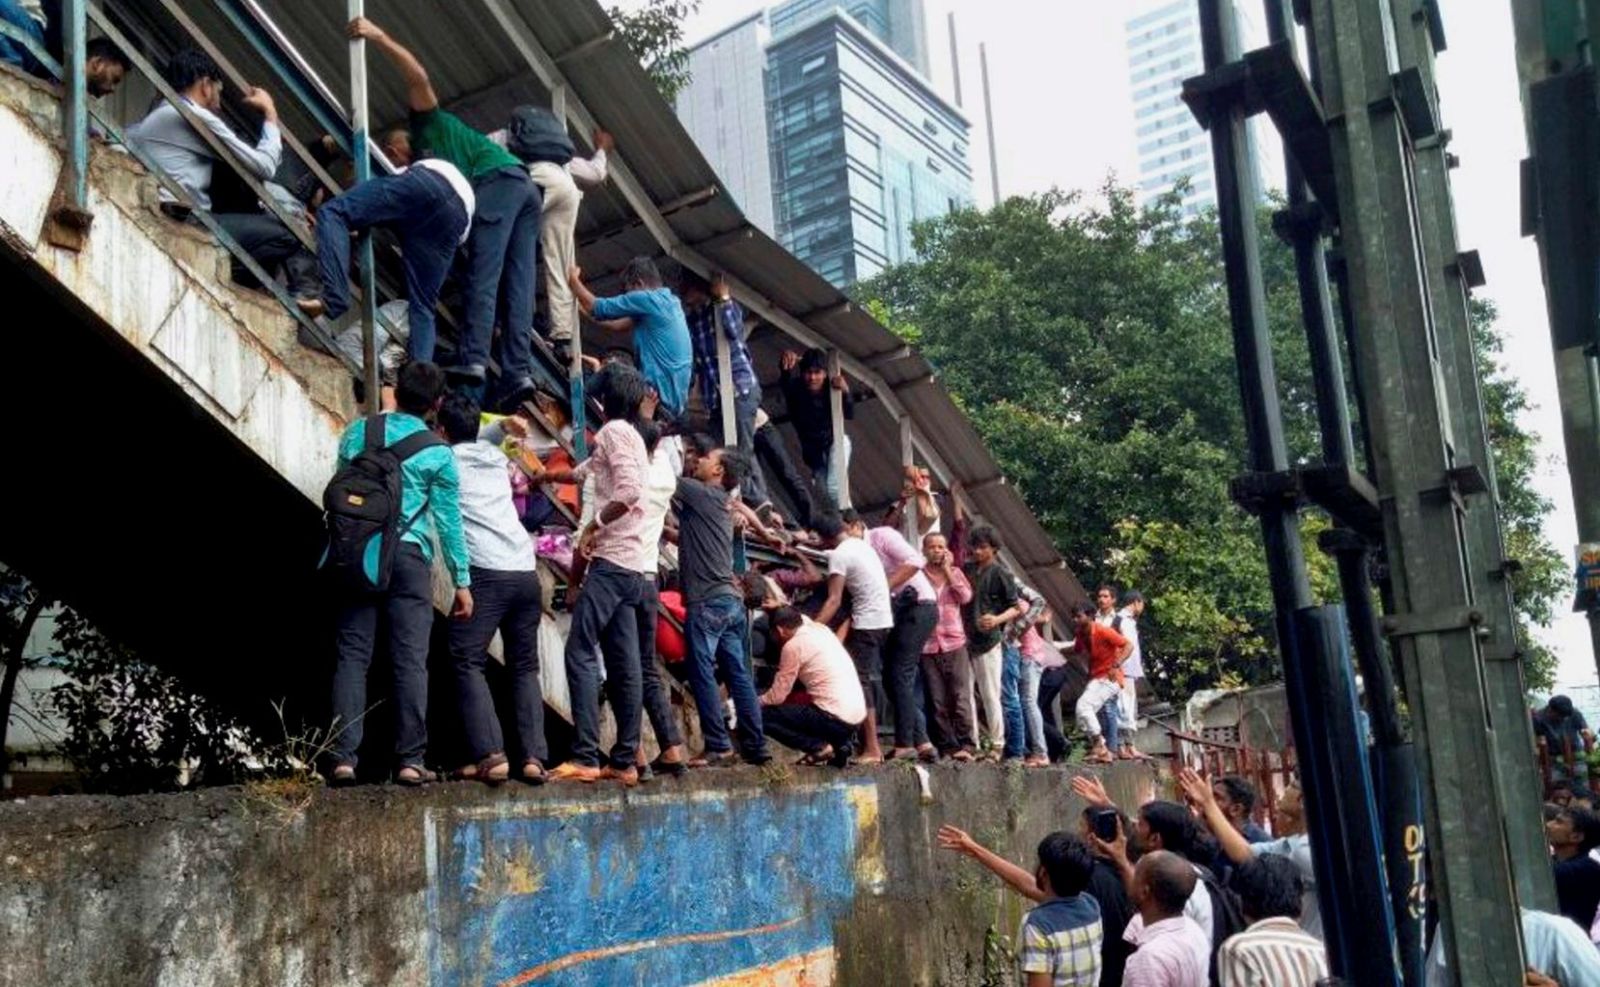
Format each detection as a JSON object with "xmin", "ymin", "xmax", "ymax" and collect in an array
[
  {"xmin": 1306, "ymin": 0, "xmax": 1527, "ymax": 979},
  {"xmin": 947, "ymin": 12, "xmax": 963, "ymax": 108},
  {"xmin": 1194, "ymin": 1, "xmax": 1399, "ymax": 982},
  {"xmin": 60, "ymin": 0, "xmax": 87, "ymax": 219},
  {"xmin": 979, "ymin": 43, "xmax": 1001, "ymax": 206},
  {"xmin": 554, "ymin": 84, "xmax": 586, "ymax": 459},
  {"xmin": 827, "ymin": 350, "xmax": 849, "ymax": 508},
  {"xmin": 713, "ymin": 300, "xmax": 737, "ymax": 446},
  {"xmin": 1388, "ymin": 1, "xmax": 1555, "ymax": 912},
  {"xmin": 348, "ymin": 0, "xmax": 378, "ymax": 405},
  {"xmin": 899, "ymin": 415, "xmax": 917, "ymax": 542}
]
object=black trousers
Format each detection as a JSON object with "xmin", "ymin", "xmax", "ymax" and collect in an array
[
  {"xmin": 331, "ymin": 543, "xmax": 433, "ymax": 769},
  {"xmin": 636, "ymin": 575, "xmax": 683, "ymax": 749},
  {"xmin": 215, "ymin": 211, "xmax": 318, "ymax": 297},
  {"xmin": 448, "ymin": 566, "xmax": 547, "ymax": 765},
  {"xmin": 884, "ymin": 599, "xmax": 937, "ymax": 748},
  {"xmin": 762, "ymin": 702, "xmax": 857, "ymax": 756},
  {"xmin": 565, "ymin": 558, "xmax": 643, "ymax": 768},
  {"xmin": 1039, "ymin": 664, "xmax": 1071, "ymax": 761}
]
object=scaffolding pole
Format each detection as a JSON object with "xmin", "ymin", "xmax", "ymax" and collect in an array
[{"xmin": 1306, "ymin": 0, "xmax": 1527, "ymax": 980}]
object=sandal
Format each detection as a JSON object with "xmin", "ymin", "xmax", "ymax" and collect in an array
[
  {"xmin": 520, "ymin": 761, "xmax": 547, "ymax": 786},
  {"xmin": 688, "ymin": 751, "xmax": 741, "ymax": 769},
  {"xmin": 328, "ymin": 763, "xmax": 357, "ymax": 787},
  {"xmin": 951, "ymin": 750, "xmax": 975, "ymax": 763},
  {"xmin": 916, "ymin": 744, "xmax": 939, "ymax": 763},
  {"xmin": 396, "ymin": 765, "xmax": 438, "ymax": 786},
  {"xmin": 796, "ymin": 747, "xmax": 834, "ymax": 767},
  {"xmin": 453, "ymin": 753, "xmax": 510, "ymax": 785}
]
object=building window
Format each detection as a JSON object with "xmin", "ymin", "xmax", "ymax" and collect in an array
[{"xmin": 802, "ymin": 55, "xmax": 827, "ymax": 74}]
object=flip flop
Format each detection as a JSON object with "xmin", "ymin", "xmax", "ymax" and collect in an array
[
  {"xmin": 396, "ymin": 765, "xmax": 438, "ymax": 786},
  {"xmin": 520, "ymin": 761, "xmax": 547, "ymax": 786}
]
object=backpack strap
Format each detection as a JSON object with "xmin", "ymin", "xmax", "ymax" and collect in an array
[
  {"xmin": 387, "ymin": 428, "xmax": 448, "ymax": 540},
  {"xmin": 363, "ymin": 412, "xmax": 384, "ymax": 454}
]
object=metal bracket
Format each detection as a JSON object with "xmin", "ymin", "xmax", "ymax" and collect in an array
[
  {"xmin": 1229, "ymin": 470, "xmax": 1303, "ymax": 515},
  {"xmin": 1381, "ymin": 606, "xmax": 1483, "ymax": 639}
]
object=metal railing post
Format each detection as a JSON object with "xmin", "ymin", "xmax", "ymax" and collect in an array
[
  {"xmin": 827, "ymin": 350, "xmax": 848, "ymax": 508},
  {"xmin": 347, "ymin": 0, "xmax": 378, "ymax": 404},
  {"xmin": 51, "ymin": 0, "xmax": 91, "ymax": 241}
]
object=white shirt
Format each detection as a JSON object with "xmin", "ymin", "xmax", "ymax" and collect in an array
[
  {"xmin": 412, "ymin": 159, "xmax": 475, "ymax": 244},
  {"xmin": 1427, "ymin": 909, "xmax": 1600, "ymax": 986},
  {"xmin": 827, "ymin": 536, "xmax": 893, "ymax": 631},
  {"xmin": 452, "ymin": 441, "xmax": 536, "ymax": 572},
  {"xmin": 637, "ymin": 448, "xmax": 676, "ymax": 574},
  {"xmin": 1096, "ymin": 608, "xmax": 1143, "ymax": 679}
]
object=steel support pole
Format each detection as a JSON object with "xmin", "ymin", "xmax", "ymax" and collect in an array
[
  {"xmin": 348, "ymin": 0, "xmax": 378, "ymax": 406},
  {"xmin": 58, "ymin": 0, "xmax": 88, "ymax": 224},
  {"xmin": 1506, "ymin": 0, "xmax": 1600, "ymax": 682},
  {"xmin": 1195, "ymin": 1, "xmax": 1401, "ymax": 980},
  {"xmin": 828, "ymin": 350, "xmax": 849, "ymax": 508},
  {"xmin": 1307, "ymin": 0, "xmax": 1527, "ymax": 980},
  {"xmin": 1387, "ymin": 2, "xmax": 1554, "ymax": 911}
]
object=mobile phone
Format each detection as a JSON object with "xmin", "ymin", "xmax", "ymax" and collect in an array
[{"xmin": 1091, "ymin": 808, "xmax": 1120, "ymax": 842}]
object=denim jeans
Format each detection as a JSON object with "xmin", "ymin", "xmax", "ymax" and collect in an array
[
  {"xmin": 565, "ymin": 558, "xmax": 643, "ymax": 769},
  {"xmin": 685, "ymin": 595, "xmax": 767, "ymax": 759},
  {"xmin": 714, "ymin": 384, "xmax": 769, "ymax": 506},
  {"xmin": 1000, "ymin": 643, "xmax": 1025, "ymax": 759},
  {"xmin": 462, "ymin": 168, "xmax": 541, "ymax": 382},
  {"xmin": 330, "ymin": 543, "xmax": 433, "ymax": 770},
  {"xmin": 315, "ymin": 166, "xmax": 467, "ymax": 364},
  {"xmin": 448, "ymin": 567, "xmax": 546, "ymax": 765},
  {"xmin": 0, "ymin": 0, "xmax": 46, "ymax": 75},
  {"xmin": 1018, "ymin": 661, "xmax": 1045, "ymax": 757},
  {"xmin": 637, "ymin": 575, "xmax": 682, "ymax": 749},
  {"xmin": 885, "ymin": 599, "xmax": 936, "ymax": 748}
]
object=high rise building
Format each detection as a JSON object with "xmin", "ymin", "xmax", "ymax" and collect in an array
[
  {"xmin": 1125, "ymin": 0, "xmax": 1214, "ymax": 214},
  {"xmin": 768, "ymin": 0, "xmax": 929, "ymax": 77},
  {"xmin": 676, "ymin": 13, "xmax": 776, "ymax": 234},
  {"xmin": 675, "ymin": 0, "xmax": 970, "ymax": 288},
  {"xmin": 1124, "ymin": 0, "xmax": 1276, "ymax": 214}
]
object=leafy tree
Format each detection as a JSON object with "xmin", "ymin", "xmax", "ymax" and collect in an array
[
  {"xmin": 45, "ymin": 609, "xmax": 269, "ymax": 794},
  {"xmin": 0, "ymin": 567, "xmax": 52, "ymax": 783},
  {"xmin": 862, "ymin": 183, "xmax": 1563, "ymax": 699},
  {"xmin": 609, "ymin": 0, "xmax": 702, "ymax": 103}
]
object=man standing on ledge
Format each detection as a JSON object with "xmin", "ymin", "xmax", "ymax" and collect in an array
[{"xmin": 354, "ymin": 16, "xmax": 541, "ymax": 411}]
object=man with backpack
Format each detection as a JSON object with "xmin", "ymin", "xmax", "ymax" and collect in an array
[
  {"xmin": 509, "ymin": 105, "xmax": 612, "ymax": 353},
  {"xmin": 323, "ymin": 361, "xmax": 471, "ymax": 787}
]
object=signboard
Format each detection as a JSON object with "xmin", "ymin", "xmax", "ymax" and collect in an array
[{"xmin": 1578, "ymin": 542, "xmax": 1600, "ymax": 612}]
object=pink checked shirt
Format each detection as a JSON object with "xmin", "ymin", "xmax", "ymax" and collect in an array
[
  {"xmin": 924, "ymin": 565, "xmax": 973, "ymax": 654},
  {"xmin": 866, "ymin": 526, "xmax": 936, "ymax": 602},
  {"xmin": 573, "ymin": 419, "xmax": 648, "ymax": 573}
]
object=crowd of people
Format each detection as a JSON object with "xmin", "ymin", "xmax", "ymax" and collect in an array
[{"xmin": 940, "ymin": 765, "xmax": 1600, "ymax": 987}]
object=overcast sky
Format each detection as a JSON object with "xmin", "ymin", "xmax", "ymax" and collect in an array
[{"xmin": 644, "ymin": 0, "xmax": 1595, "ymax": 689}]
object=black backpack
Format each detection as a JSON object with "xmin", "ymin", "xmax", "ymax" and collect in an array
[
  {"xmin": 505, "ymin": 105, "xmax": 575, "ymax": 166},
  {"xmin": 322, "ymin": 414, "xmax": 444, "ymax": 593},
  {"xmin": 1196, "ymin": 864, "xmax": 1249, "ymax": 986}
]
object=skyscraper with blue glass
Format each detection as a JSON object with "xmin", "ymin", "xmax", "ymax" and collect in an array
[{"xmin": 676, "ymin": 0, "xmax": 971, "ymax": 288}]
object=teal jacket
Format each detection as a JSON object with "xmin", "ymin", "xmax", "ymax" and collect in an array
[{"xmin": 336, "ymin": 413, "xmax": 471, "ymax": 588}]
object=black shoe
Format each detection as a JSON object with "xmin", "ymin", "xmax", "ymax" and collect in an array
[
  {"xmin": 649, "ymin": 754, "xmax": 689, "ymax": 778},
  {"xmin": 636, "ymin": 761, "xmax": 655, "ymax": 783},
  {"xmin": 442, "ymin": 363, "xmax": 487, "ymax": 384},
  {"xmin": 828, "ymin": 746, "xmax": 852, "ymax": 769},
  {"xmin": 496, "ymin": 377, "xmax": 537, "ymax": 414}
]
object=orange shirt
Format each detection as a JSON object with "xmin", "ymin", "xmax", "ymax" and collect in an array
[{"xmin": 1076, "ymin": 622, "xmax": 1129, "ymax": 683}]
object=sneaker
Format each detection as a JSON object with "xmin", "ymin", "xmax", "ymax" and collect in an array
[{"xmin": 548, "ymin": 761, "xmax": 603, "ymax": 783}]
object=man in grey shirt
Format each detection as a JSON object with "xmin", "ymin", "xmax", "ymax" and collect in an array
[{"xmin": 126, "ymin": 48, "xmax": 315, "ymax": 299}]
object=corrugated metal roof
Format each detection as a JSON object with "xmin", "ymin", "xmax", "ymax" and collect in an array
[{"xmin": 113, "ymin": 0, "xmax": 1087, "ymax": 617}]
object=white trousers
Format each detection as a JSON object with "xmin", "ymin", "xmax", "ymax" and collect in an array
[
  {"xmin": 1119, "ymin": 676, "xmax": 1139, "ymax": 730},
  {"xmin": 1076, "ymin": 678, "xmax": 1123, "ymax": 739},
  {"xmin": 529, "ymin": 162, "xmax": 579, "ymax": 341},
  {"xmin": 968, "ymin": 642, "xmax": 1005, "ymax": 750}
]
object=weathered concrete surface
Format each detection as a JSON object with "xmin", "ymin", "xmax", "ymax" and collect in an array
[{"xmin": 0, "ymin": 762, "xmax": 1162, "ymax": 986}]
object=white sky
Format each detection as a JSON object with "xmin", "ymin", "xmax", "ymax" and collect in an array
[{"xmin": 657, "ymin": 0, "xmax": 1596, "ymax": 689}]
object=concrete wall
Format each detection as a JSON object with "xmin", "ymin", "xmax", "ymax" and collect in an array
[{"xmin": 0, "ymin": 762, "xmax": 1162, "ymax": 986}]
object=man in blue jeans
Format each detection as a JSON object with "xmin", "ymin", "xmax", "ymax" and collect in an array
[
  {"xmin": 674, "ymin": 445, "xmax": 771, "ymax": 766},
  {"xmin": 299, "ymin": 153, "xmax": 473, "ymax": 364},
  {"xmin": 356, "ymin": 17, "xmax": 540, "ymax": 409}
]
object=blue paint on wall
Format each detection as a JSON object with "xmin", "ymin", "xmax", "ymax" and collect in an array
[{"xmin": 427, "ymin": 782, "xmax": 870, "ymax": 986}]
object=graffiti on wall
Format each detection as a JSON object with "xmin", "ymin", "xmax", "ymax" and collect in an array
[{"xmin": 424, "ymin": 780, "xmax": 884, "ymax": 987}]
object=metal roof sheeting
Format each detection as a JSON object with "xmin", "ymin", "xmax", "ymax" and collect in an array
[{"xmin": 115, "ymin": 0, "xmax": 1087, "ymax": 617}]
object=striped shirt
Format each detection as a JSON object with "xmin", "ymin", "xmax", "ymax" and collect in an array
[
  {"xmin": 1218, "ymin": 917, "xmax": 1329, "ymax": 987},
  {"xmin": 1016, "ymin": 894, "xmax": 1103, "ymax": 986}
]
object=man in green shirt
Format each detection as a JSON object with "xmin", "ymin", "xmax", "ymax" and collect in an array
[{"xmin": 353, "ymin": 17, "xmax": 540, "ymax": 411}]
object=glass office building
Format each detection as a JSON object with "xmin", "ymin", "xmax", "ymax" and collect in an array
[
  {"xmin": 676, "ymin": 13, "xmax": 776, "ymax": 234},
  {"xmin": 767, "ymin": 0, "xmax": 929, "ymax": 76},
  {"xmin": 765, "ymin": 11, "xmax": 971, "ymax": 285}
]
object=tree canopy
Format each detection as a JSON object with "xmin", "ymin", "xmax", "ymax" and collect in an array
[{"xmin": 861, "ymin": 184, "xmax": 1565, "ymax": 697}]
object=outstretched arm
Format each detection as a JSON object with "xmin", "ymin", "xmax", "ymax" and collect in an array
[
  {"xmin": 349, "ymin": 18, "xmax": 437, "ymax": 112},
  {"xmin": 936, "ymin": 825, "xmax": 1047, "ymax": 903},
  {"xmin": 1178, "ymin": 767, "xmax": 1253, "ymax": 865}
]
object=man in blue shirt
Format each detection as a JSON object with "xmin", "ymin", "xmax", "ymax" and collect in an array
[
  {"xmin": 326, "ymin": 362, "xmax": 471, "ymax": 787},
  {"xmin": 679, "ymin": 269, "xmax": 769, "ymax": 508},
  {"xmin": 569, "ymin": 258, "xmax": 693, "ymax": 418}
]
